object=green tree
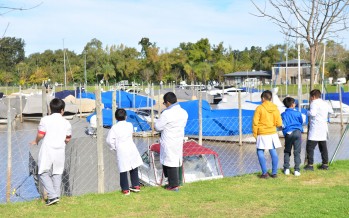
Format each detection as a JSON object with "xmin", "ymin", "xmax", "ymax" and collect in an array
[
  {"xmin": 252, "ymin": 0, "xmax": 349, "ymax": 90},
  {"xmin": 0, "ymin": 37, "xmax": 25, "ymax": 83},
  {"xmin": 84, "ymin": 38, "xmax": 105, "ymax": 84},
  {"xmin": 212, "ymin": 59, "xmax": 233, "ymax": 82}
]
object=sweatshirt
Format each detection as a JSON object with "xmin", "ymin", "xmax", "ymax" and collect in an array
[
  {"xmin": 252, "ymin": 101, "xmax": 282, "ymax": 138},
  {"xmin": 281, "ymin": 108, "xmax": 303, "ymax": 136}
]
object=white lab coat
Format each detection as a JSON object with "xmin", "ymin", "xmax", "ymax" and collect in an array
[
  {"xmin": 106, "ymin": 121, "xmax": 143, "ymax": 173},
  {"xmin": 307, "ymin": 98, "xmax": 334, "ymax": 141},
  {"xmin": 38, "ymin": 113, "xmax": 72, "ymax": 175},
  {"xmin": 154, "ymin": 103, "xmax": 188, "ymax": 167}
]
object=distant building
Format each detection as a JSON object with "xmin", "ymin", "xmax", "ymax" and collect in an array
[
  {"xmin": 224, "ymin": 70, "xmax": 272, "ymax": 86},
  {"xmin": 272, "ymin": 59, "xmax": 319, "ymax": 85}
]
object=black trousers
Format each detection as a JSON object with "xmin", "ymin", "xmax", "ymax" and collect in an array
[
  {"xmin": 120, "ymin": 167, "xmax": 139, "ymax": 191},
  {"xmin": 284, "ymin": 130, "xmax": 302, "ymax": 171},
  {"xmin": 306, "ymin": 140, "xmax": 328, "ymax": 165},
  {"xmin": 163, "ymin": 165, "xmax": 180, "ymax": 187}
]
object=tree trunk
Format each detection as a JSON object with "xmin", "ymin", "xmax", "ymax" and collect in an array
[{"xmin": 309, "ymin": 45, "xmax": 317, "ymax": 92}]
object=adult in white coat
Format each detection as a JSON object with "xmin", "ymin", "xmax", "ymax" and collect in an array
[
  {"xmin": 106, "ymin": 108, "xmax": 143, "ymax": 195},
  {"xmin": 155, "ymin": 92, "xmax": 188, "ymax": 191},
  {"xmin": 305, "ymin": 89, "xmax": 334, "ymax": 171},
  {"xmin": 30, "ymin": 98, "xmax": 72, "ymax": 206}
]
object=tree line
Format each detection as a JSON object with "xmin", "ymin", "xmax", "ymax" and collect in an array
[{"xmin": 0, "ymin": 36, "xmax": 348, "ymax": 87}]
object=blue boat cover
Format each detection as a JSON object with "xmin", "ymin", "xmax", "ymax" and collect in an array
[
  {"xmin": 77, "ymin": 90, "xmax": 155, "ymax": 109},
  {"xmin": 86, "ymin": 109, "xmax": 151, "ymax": 131},
  {"xmin": 324, "ymin": 88, "xmax": 349, "ymax": 105},
  {"xmin": 178, "ymin": 100, "xmax": 255, "ymax": 136},
  {"xmin": 54, "ymin": 88, "xmax": 83, "ymax": 99}
]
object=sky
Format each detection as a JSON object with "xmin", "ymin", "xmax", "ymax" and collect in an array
[{"xmin": 1, "ymin": 0, "xmax": 348, "ymax": 56}]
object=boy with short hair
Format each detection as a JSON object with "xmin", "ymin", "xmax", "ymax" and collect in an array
[
  {"xmin": 30, "ymin": 98, "xmax": 72, "ymax": 206},
  {"xmin": 305, "ymin": 89, "xmax": 333, "ymax": 171},
  {"xmin": 106, "ymin": 108, "xmax": 143, "ymax": 195},
  {"xmin": 155, "ymin": 92, "xmax": 188, "ymax": 191},
  {"xmin": 252, "ymin": 90, "xmax": 283, "ymax": 179},
  {"xmin": 281, "ymin": 97, "xmax": 304, "ymax": 176}
]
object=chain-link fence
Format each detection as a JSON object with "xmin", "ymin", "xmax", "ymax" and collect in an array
[{"xmin": 1, "ymin": 116, "xmax": 349, "ymax": 203}]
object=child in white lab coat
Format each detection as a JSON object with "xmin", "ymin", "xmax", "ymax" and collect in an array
[
  {"xmin": 106, "ymin": 109, "xmax": 143, "ymax": 195},
  {"xmin": 305, "ymin": 89, "xmax": 334, "ymax": 171},
  {"xmin": 30, "ymin": 98, "xmax": 72, "ymax": 206}
]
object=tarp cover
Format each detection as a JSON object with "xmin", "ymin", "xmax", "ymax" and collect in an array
[
  {"xmin": 86, "ymin": 109, "xmax": 151, "ymax": 132},
  {"xmin": 150, "ymin": 140, "xmax": 219, "ymax": 156},
  {"xmin": 22, "ymin": 94, "xmax": 78, "ymax": 114},
  {"xmin": 77, "ymin": 91, "xmax": 155, "ymax": 109},
  {"xmin": 324, "ymin": 89, "xmax": 349, "ymax": 105},
  {"xmin": 179, "ymin": 100, "xmax": 255, "ymax": 136}
]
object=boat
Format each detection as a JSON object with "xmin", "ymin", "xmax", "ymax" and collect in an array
[
  {"xmin": 138, "ymin": 139, "xmax": 223, "ymax": 186},
  {"xmin": 22, "ymin": 94, "xmax": 78, "ymax": 120},
  {"xmin": 134, "ymin": 108, "xmax": 159, "ymax": 123},
  {"xmin": 86, "ymin": 109, "xmax": 152, "ymax": 132},
  {"xmin": 206, "ymin": 86, "xmax": 245, "ymax": 104},
  {"xmin": 0, "ymin": 99, "xmax": 17, "ymax": 124}
]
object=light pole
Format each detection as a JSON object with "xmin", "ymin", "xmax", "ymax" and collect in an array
[{"xmin": 84, "ymin": 50, "xmax": 87, "ymax": 87}]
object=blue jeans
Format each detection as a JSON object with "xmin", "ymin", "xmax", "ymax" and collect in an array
[{"xmin": 257, "ymin": 148, "xmax": 278, "ymax": 175}]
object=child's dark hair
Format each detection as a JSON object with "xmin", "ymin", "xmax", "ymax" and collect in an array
[
  {"xmin": 163, "ymin": 92, "xmax": 177, "ymax": 104},
  {"xmin": 261, "ymin": 90, "xmax": 272, "ymax": 101},
  {"xmin": 50, "ymin": 98, "xmax": 65, "ymax": 113},
  {"xmin": 115, "ymin": 108, "xmax": 127, "ymax": 121},
  {"xmin": 283, "ymin": 97, "xmax": 295, "ymax": 108},
  {"xmin": 310, "ymin": 89, "xmax": 321, "ymax": 98}
]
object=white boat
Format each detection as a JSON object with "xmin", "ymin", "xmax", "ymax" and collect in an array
[{"xmin": 134, "ymin": 108, "xmax": 159, "ymax": 123}]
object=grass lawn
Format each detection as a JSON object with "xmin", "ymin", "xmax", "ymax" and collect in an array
[{"xmin": 1, "ymin": 160, "xmax": 349, "ymax": 218}]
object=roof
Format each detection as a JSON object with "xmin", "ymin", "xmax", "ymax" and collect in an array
[
  {"xmin": 224, "ymin": 70, "xmax": 271, "ymax": 77},
  {"xmin": 150, "ymin": 140, "xmax": 219, "ymax": 156},
  {"xmin": 273, "ymin": 59, "xmax": 310, "ymax": 66}
]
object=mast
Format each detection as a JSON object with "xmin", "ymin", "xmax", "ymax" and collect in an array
[
  {"xmin": 321, "ymin": 44, "xmax": 326, "ymax": 97},
  {"xmin": 297, "ymin": 21, "xmax": 302, "ymax": 112},
  {"xmin": 63, "ymin": 39, "xmax": 67, "ymax": 90},
  {"xmin": 84, "ymin": 51, "xmax": 87, "ymax": 86},
  {"xmin": 285, "ymin": 32, "xmax": 289, "ymax": 96}
]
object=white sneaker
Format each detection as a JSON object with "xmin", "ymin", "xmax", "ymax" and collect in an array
[
  {"xmin": 294, "ymin": 171, "xmax": 301, "ymax": 176},
  {"xmin": 284, "ymin": 169, "xmax": 290, "ymax": 175}
]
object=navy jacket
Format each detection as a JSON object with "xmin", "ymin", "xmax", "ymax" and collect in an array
[{"xmin": 281, "ymin": 108, "xmax": 303, "ymax": 136}]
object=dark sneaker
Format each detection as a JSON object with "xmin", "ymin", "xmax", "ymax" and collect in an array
[
  {"xmin": 269, "ymin": 173, "xmax": 278, "ymax": 178},
  {"xmin": 319, "ymin": 164, "xmax": 329, "ymax": 170},
  {"xmin": 46, "ymin": 197, "xmax": 59, "ymax": 206},
  {"xmin": 129, "ymin": 186, "xmax": 141, "ymax": 193},
  {"xmin": 122, "ymin": 190, "xmax": 130, "ymax": 195},
  {"xmin": 304, "ymin": 165, "xmax": 314, "ymax": 171},
  {"xmin": 166, "ymin": 186, "xmax": 179, "ymax": 192},
  {"xmin": 259, "ymin": 173, "xmax": 269, "ymax": 179}
]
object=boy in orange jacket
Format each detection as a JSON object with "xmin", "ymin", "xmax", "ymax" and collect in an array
[{"xmin": 252, "ymin": 90, "xmax": 282, "ymax": 178}]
